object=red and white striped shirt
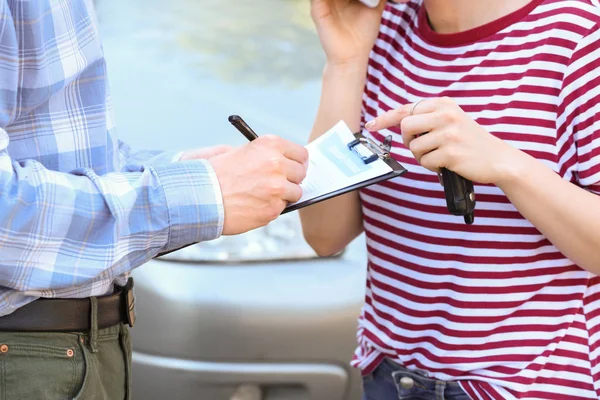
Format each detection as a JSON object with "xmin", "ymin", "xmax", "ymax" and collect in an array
[{"xmin": 353, "ymin": 1, "xmax": 600, "ymax": 399}]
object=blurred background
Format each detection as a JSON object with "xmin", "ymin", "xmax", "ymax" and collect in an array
[{"xmin": 96, "ymin": 0, "xmax": 368, "ymax": 399}]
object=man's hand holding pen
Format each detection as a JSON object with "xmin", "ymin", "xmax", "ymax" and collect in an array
[
  {"xmin": 177, "ymin": 116, "xmax": 307, "ymax": 236},
  {"xmin": 209, "ymin": 134, "xmax": 308, "ymax": 236}
]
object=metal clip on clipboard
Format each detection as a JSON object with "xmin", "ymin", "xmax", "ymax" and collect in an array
[
  {"xmin": 347, "ymin": 135, "xmax": 391, "ymax": 164},
  {"xmin": 349, "ymin": 133, "xmax": 476, "ymax": 225}
]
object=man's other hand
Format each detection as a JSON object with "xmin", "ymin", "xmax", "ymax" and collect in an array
[
  {"xmin": 180, "ymin": 145, "xmax": 234, "ymax": 161},
  {"xmin": 209, "ymin": 136, "xmax": 309, "ymax": 235}
]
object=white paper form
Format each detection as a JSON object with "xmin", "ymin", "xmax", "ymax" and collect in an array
[{"xmin": 288, "ymin": 121, "xmax": 393, "ymax": 208}]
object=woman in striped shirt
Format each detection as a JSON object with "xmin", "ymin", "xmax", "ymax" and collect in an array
[{"xmin": 300, "ymin": 0, "xmax": 600, "ymax": 399}]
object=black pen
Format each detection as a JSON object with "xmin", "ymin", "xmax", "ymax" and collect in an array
[{"xmin": 228, "ymin": 115, "xmax": 259, "ymax": 141}]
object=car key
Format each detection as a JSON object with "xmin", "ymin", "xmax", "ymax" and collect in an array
[
  {"xmin": 439, "ymin": 168, "xmax": 476, "ymax": 224},
  {"xmin": 416, "ymin": 132, "xmax": 476, "ymax": 224}
]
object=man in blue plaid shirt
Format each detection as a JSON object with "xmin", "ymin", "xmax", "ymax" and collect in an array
[{"xmin": 0, "ymin": 1, "xmax": 308, "ymax": 398}]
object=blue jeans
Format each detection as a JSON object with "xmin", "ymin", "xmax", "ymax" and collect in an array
[{"xmin": 362, "ymin": 359, "xmax": 471, "ymax": 400}]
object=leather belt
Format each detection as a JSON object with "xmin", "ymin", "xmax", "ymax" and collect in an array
[{"xmin": 0, "ymin": 278, "xmax": 136, "ymax": 332}]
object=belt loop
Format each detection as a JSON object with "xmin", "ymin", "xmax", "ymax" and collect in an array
[
  {"xmin": 435, "ymin": 380, "xmax": 446, "ymax": 400},
  {"xmin": 89, "ymin": 296, "xmax": 99, "ymax": 353}
]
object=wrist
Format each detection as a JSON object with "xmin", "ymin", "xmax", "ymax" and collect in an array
[
  {"xmin": 493, "ymin": 146, "xmax": 533, "ymax": 190},
  {"xmin": 323, "ymin": 59, "xmax": 369, "ymax": 78}
]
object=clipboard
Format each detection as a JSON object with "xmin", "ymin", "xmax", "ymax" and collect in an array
[{"xmin": 282, "ymin": 131, "xmax": 407, "ymax": 214}]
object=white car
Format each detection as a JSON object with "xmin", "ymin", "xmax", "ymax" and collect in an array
[{"xmin": 97, "ymin": 0, "xmax": 368, "ymax": 399}]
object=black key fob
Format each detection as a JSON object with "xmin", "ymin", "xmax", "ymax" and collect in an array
[
  {"xmin": 414, "ymin": 132, "xmax": 476, "ymax": 224},
  {"xmin": 439, "ymin": 168, "xmax": 476, "ymax": 224}
]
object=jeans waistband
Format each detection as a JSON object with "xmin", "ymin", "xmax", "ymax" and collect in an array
[{"xmin": 378, "ymin": 358, "xmax": 462, "ymax": 387}]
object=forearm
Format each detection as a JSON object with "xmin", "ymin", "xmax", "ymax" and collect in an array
[
  {"xmin": 310, "ymin": 63, "xmax": 368, "ymax": 141},
  {"xmin": 498, "ymin": 150, "xmax": 600, "ymax": 274},
  {"xmin": 300, "ymin": 63, "xmax": 368, "ymax": 256}
]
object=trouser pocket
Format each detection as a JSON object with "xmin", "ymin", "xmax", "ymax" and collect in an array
[
  {"xmin": 0, "ymin": 332, "xmax": 85, "ymax": 400},
  {"xmin": 118, "ymin": 325, "xmax": 132, "ymax": 400},
  {"xmin": 74, "ymin": 325, "xmax": 129, "ymax": 400}
]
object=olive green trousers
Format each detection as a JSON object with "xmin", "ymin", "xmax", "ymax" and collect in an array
[{"xmin": 0, "ymin": 323, "xmax": 132, "ymax": 400}]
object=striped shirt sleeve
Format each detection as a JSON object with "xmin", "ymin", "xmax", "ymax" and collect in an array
[{"xmin": 556, "ymin": 23, "xmax": 600, "ymax": 195}]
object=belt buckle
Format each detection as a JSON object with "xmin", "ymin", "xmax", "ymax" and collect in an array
[{"xmin": 123, "ymin": 278, "xmax": 136, "ymax": 328}]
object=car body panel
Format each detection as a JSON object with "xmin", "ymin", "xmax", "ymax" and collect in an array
[
  {"xmin": 132, "ymin": 353, "xmax": 349, "ymax": 400},
  {"xmin": 131, "ymin": 243, "xmax": 367, "ymax": 362}
]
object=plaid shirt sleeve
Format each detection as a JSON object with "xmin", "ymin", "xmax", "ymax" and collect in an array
[
  {"xmin": 118, "ymin": 140, "xmax": 184, "ymax": 171},
  {"xmin": 0, "ymin": 126, "xmax": 224, "ymax": 292}
]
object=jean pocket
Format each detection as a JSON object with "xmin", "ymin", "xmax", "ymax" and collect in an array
[
  {"xmin": 362, "ymin": 371, "xmax": 403, "ymax": 400},
  {"xmin": 74, "ymin": 328, "xmax": 128, "ymax": 400},
  {"xmin": 0, "ymin": 337, "xmax": 85, "ymax": 400}
]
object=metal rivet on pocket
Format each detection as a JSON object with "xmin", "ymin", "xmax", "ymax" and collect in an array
[
  {"xmin": 400, "ymin": 376, "xmax": 415, "ymax": 389},
  {"xmin": 66, "ymin": 349, "xmax": 74, "ymax": 358},
  {"xmin": 0, "ymin": 344, "xmax": 8, "ymax": 353}
]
